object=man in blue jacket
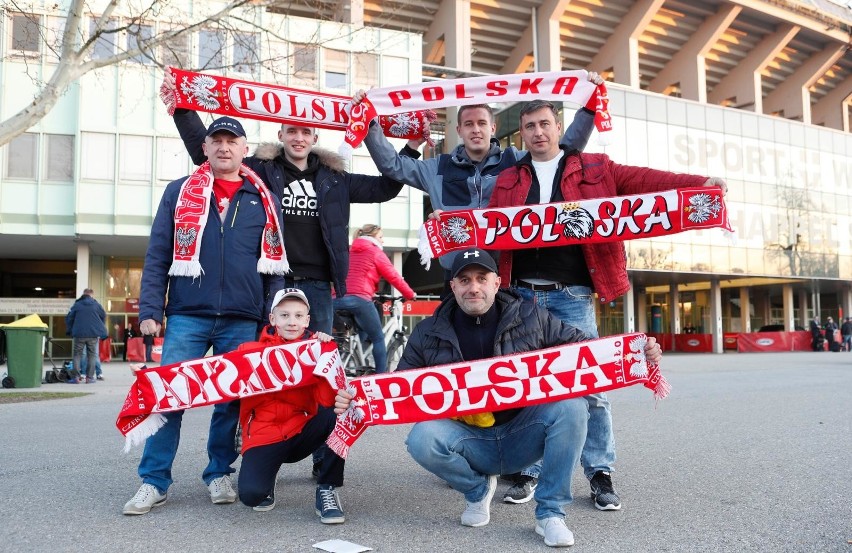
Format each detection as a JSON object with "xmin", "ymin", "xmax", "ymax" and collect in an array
[
  {"xmin": 163, "ymin": 68, "xmax": 404, "ymax": 336},
  {"xmin": 64, "ymin": 288, "xmax": 107, "ymax": 384},
  {"xmin": 123, "ymin": 116, "xmax": 286, "ymax": 516}
]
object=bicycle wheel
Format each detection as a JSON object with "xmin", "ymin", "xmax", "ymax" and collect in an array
[{"xmin": 386, "ymin": 334, "xmax": 407, "ymax": 372}]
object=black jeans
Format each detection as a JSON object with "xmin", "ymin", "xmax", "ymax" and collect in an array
[{"xmin": 238, "ymin": 407, "xmax": 344, "ymax": 507}]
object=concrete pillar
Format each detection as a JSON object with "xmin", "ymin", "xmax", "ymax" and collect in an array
[
  {"xmin": 669, "ymin": 286, "xmax": 680, "ymax": 335},
  {"xmin": 739, "ymin": 287, "xmax": 751, "ymax": 333},
  {"xmin": 782, "ymin": 284, "xmax": 795, "ymax": 331},
  {"xmin": 624, "ymin": 276, "xmax": 636, "ymax": 333},
  {"xmin": 798, "ymin": 288, "xmax": 809, "ymax": 327},
  {"xmin": 842, "ymin": 285, "xmax": 852, "ymax": 321},
  {"xmin": 75, "ymin": 241, "xmax": 91, "ymax": 296},
  {"xmin": 636, "ymin": 288, "xmax": 648, "ymax": 333},
  {"xmin": 710, "ymin": 278, "xmax": 723, "ymax": 353}
]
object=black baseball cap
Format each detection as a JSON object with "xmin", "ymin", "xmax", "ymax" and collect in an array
[
  {"xmin": 450, "ymin": 248, "xmax": 498, "ymax": 279},
  {"xmin": 206, "ymin": 116, "xmax": 246, "ymax": 138}
]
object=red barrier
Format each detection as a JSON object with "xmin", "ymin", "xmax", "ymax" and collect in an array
[
  {"xmin": 647, "ymin": 333, "xmax": 674, "ymax": 351},
  {"xmin": 723, "ymin": 333, "xmax": 738, "ymax": 350},
  {"xmin": 738, "ymin": 331, "xmax": 792, "ymax": 352},
  {"xmin": 674, "ymin": 333, "xmax": 712, "ymax": 352},
  {"xmin": 791, "ymin": 331, "xmax": 813, "ymax": 351},
  {"xmin": 127, "ymin": 337, "xmax": 145, "ymax": 362},
  {"xmin": 99, "ymin": 338, "xmax": 112, "ymax": 362}
]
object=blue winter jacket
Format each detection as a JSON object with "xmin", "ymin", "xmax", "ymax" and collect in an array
[
  {"xmin": 65, "ymin": 295, "xmax": 107, "ymax": 338},
  {"xmin": 139, "ymin": 175, "xmax": 285, "ymax": 324}
]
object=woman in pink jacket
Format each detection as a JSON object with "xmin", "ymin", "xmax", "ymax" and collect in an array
[{"xmin": 333, "ymin": 224, "xmax": 416, "ymax": 373}]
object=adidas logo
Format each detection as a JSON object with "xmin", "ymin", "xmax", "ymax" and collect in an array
[{"xmin": 281, "ymin": 179, "xmax": 318, "ymax": 210}]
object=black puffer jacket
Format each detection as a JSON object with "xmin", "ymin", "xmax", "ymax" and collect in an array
[
  {"xmin": 398, "ymin": 289, "xmax": 587, "ymax": 370},
  {"xmin": 173, "ymin": 109, "xmax": 403, "ymax": 296}
]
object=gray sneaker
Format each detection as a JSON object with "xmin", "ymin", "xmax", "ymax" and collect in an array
[
  {"xmin": 208, "ymin": 475, "xmax": 237, "ymax": 504},
  {"xmin": 461, "ymin": 475, "xmax": 497, "ymax": 527},
  {"xmin": 535, "ymin": 517, "xmax": 575, "ymax": 547},
  {"xmin": 123, "ymin": 483, "xmax": 167, "ymax": 515},
  {"xmin": 502, "ymin": 475, "xmax": 537, "ymax": 504}
]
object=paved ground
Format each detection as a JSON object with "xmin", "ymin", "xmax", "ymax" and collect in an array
[{"xmin": 1, "ymin": 351, "xmax": 850, "ymax": 552}]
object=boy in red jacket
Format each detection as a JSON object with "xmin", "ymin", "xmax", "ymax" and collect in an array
[{"xmin": 236, "ymin": 288, "xmax": 345, "ymax": 524}]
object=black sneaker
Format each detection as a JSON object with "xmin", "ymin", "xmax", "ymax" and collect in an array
[
  {"xmin": 315, "ymin": 485, "xmax": 345, "ymax": 524},
  {"xmin": 589, "ymin": 471, "xmax": 621, "ymax": 511},
  {"xmin": 252, "ymin": 494, "xmax": 275, "ymax": 512},
  {"xmin": 502, "ymin": 475, "xmax": 537, "ymax": 504},
  {"xmin": 311, "ymin": 462, "xmax": 321, "ymax": 480}
]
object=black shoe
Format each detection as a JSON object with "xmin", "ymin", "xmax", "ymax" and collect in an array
[
  {"xmin": 252, "ymin": 494, "xmax": 275, "ymax": 512},
  {"xmin": 311, "ymin": 462, "xmax": 320, "ymax": 480},
  {"xmin": 502, "ymin": 475, "xmax": 537, "ymax": 504},
  {"xmin": 589, "ymin": 471, "xmax": 621, "ymax": 511},
  {"xmin": 96, "ymin": 375, "xmax": 104, "ymax": 381}
]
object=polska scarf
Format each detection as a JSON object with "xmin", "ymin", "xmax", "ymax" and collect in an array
[
  {"xmin": 417, "ymin": 186, "xmax": 733, "ymax": 268},
  {"xmin": 116, "ymin": 340, "xmax": 344, "ymax": 451},
  {"xmin": 170, "ymin": 161, "xmax": 288, "ymax": 277},
  {"xmin": 326, "ymin": 333, "xmax": 668, "ymax": 459},
  {"xmin": 160, "ymin": 69, "xmax": 436, "ymax": 145},
  {"xmin": 345, "ymin": 70, "xmax": 610, "ymax": 149}
]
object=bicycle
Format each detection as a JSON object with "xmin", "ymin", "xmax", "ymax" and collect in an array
[{"xmin": 333, "ymin": 294, "xmax": 409, "ymax": 377}]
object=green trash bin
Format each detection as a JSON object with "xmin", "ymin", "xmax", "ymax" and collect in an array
[{"xmin": 1, "ymin": 315, "xmax": 48, "ymax": 388}]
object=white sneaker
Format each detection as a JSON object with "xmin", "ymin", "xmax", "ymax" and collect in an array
[
  {"xmin": 123, "ymin": 483, "xmax": 167, "ymax": 515},
  {"xmin": 208, "ymin": 475, "xmax": 237, "ymax": 504},
  {"xmin": 461, "ymin": 475, "xmax": 497, "ymax": 527},
  {"xmin": 535, "ymin": 517, "xmax": 575, "ymax": 547}
]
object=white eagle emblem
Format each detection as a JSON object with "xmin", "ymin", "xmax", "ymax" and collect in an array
[
  {"xmin": 175, "ymin": 226, "xmax": 198, "ymax": 255},
  {"xmin": 556, "ymin": 203, "xmax": 595, "ymax": 240},
  {"xmin": 179, "ymin": 75, "xmax": 220, "ymax": 111},
  {"xmin": 264, "ymin": 228, "xmax": 282, "ymax": 254},
  {"xmin": 626, "ymin": 335, "xmax": 648, "ymax": 378},
  {"xmin": 684, "ymin": 193, "xmax": 722, "ymax": 224},
  {"xmin": 440, "ymin": 216, "xmax": 473, "ymax": 244},
  {"xmin": 386, "ymin": 112, "xmax": 420, "ymax": 138}
]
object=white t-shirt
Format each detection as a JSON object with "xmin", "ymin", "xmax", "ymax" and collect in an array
[{"xmin": 530, "ymin": 150, "xmax": 565, "ymax": 203}]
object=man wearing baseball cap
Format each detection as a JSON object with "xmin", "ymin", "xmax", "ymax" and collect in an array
[
  {"xmin": 335, "ymin": 246, "xmax": 663, "ymax": 547},
  {"xmin": 126, "ymin": 112, "xmax": 287, "ymax": 516},
  {"xmin": 233, "ymin": 288, "xmax": 347, "ymax": 524}
]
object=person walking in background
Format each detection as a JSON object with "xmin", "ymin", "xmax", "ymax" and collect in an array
[
  {"xmin": 824, "ymin": 316, "xmax": 838, "ymax": 352},
  {"xmin": 840, "ymin": 317, "xmax": 852, "ymax": 352},
  {"xmin": 122, "ymin": 325, "xmax": 135, "ymax": 362},
  {"xmin": 142, "ymin": 330, "xmax": 155, "ymax": 363},
  {"xmin": 810, "ymin": 316, "xmax": 822, "ymax": 352},
  {"xmin": 123, "ymin": 116, "xmax": 286, "ymax": 516},
  {"xmin": 333, "ymin": 224, "xmax": 415, "ymax": 374},
  {"xmin": 64, "ymin": 288, "xmax": 107, "ymax": 384}
]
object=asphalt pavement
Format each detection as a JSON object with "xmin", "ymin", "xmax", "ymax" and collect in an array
[{"xmin": 1, "ymin": 351, "xmax": 850, "ymax": 552}]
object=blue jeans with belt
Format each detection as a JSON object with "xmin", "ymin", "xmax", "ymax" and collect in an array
[
  {"xmin": 137, "ymin": 315, "xmax": 257, "ymax": 494},
  {"xmin": 513, "ymin": 284, "xmax": 616, "ymax": 480}
]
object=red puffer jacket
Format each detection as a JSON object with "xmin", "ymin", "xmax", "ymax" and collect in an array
[
  {"xmin": 343, "ymin": 237, "xmax": 415, "ymax": 301},
  {"xmin": 237, "ymin": 328, "xmax": 336, "ymax": 453},
  {"xmin": 489, "ymin": 150, "xmax": 707, "ymax": 303}
]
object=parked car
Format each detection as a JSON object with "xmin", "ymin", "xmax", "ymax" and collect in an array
[{"xmin": 757, "ymin": 324, "xmax": 805, "ymax": 332}]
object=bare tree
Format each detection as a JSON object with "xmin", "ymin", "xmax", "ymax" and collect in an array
[{"xmin": 0, "ymin": 0, "xmax": 386, "ymax": 147}]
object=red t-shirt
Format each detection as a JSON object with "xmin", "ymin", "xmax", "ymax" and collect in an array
[{"xmin": 213, "ymin": 178, "xmax": 243, "ymax": 218}]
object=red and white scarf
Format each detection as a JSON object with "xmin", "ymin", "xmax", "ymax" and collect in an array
[
  {"xmin": 345, "ymin": 70, "xmax": 610, "ymax": 148},
  {"xmin": 116, "ymin": 340, "xmax": 344, "ymax": 451},
  {"xmin": 417, "ymin": 186, "xmax": 734, "ymax": 268},
  {"xmin": 170, "ymin": 161, "xmax": 288, "ymax": 277},
  {"xmin": 326, "ymin": 333, "xmax": 668, "ymax": 459},
  {"xmin": 160, "ymin": 69, "xmax": 436, "ymax": 145}
]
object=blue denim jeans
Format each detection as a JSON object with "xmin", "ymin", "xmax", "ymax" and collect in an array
[
  {"xmin": 513, "ymin": 285, "xmax": 616, "ymax": 479},
  {"xmin": 72, "ymin": 337, "xmax": 98, "ymax": 379},
  {"xmin": 79, "ymin": 342, "xmax": 102, "ymax": 377},
  {"xmin": 285, "ymin": 278, "xmax": 333, "ymax": 334},
  {"xmin": 137, "ymin": 315, "xmax": 257, "ymax": 493},
  {"xmin": 406, "ymin": 399, "xmax": 588, "ymax": 520},
  {"xmin": 333, "ymin": 295, "xmax": 388, "ymax": 373}
]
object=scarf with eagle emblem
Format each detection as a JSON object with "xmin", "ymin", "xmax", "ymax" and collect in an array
[
  {"xmin": 170, "ymin": 161, "xmax": 288, "ymax": 277},
  {"xmin": 417, "ymin": 186, "xmax": 733, "ymax": 268}
]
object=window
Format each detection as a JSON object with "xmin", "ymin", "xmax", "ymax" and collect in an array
[
  {"xmin": 44, "ymin": 16, "xmax": 67, "ymax": 62},
  {"xmin": 45, "ymin": 135, "xmax": 75, "ymax": 181},
  {"xmin": 233, "ymin": 32, "xmax": 258, "ymax": 74},
  {"xmin": 81, "ymin": 133, "xmax": 116, "ymax": 181},
  {"xmin": 353, "ymin": 52, "xmax": 378, "ymax": 90},
  {"xmin": 157, "ymin": 137, "xmax": 190, "ymax": 181},
  {"xmin": 161, "ymin": 31, "xmax": 189, "ymax": 68},
  {"xmin": 291, "ymin": 44, "xmax": 318, "ymax": 88},
  {"xmin": 12, "ymin": 13, "xmax": 40, "ymax": 53},
  {"xmin": 90, "ymin": 18, "xmax": 117, "ymax": 59},
  {"xmin": 119, "ymin": 135, "xmax": 153, "ymax": 182},
  {"xmin": 383, "ymin": 56, "xmax": 409, "ymax": 87},
  {"xmin": 199, "ymin": 29, "xmax": 225, "ymax": 69},
  {"xmin": 324, "ymin": 49, "xmax": 349, "ymax": 91},
  {"xmin": 5, "ymin": 133, "xmax": 38, "ymax": 179},
  {"xmin": 127, "ymin": 23, "xmax": 155, "ymax": 64}
]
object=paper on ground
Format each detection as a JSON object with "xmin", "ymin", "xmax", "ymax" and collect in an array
[{"xmin": 312, "ymin": 539, "xmax": 373, "ymax": 553}]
